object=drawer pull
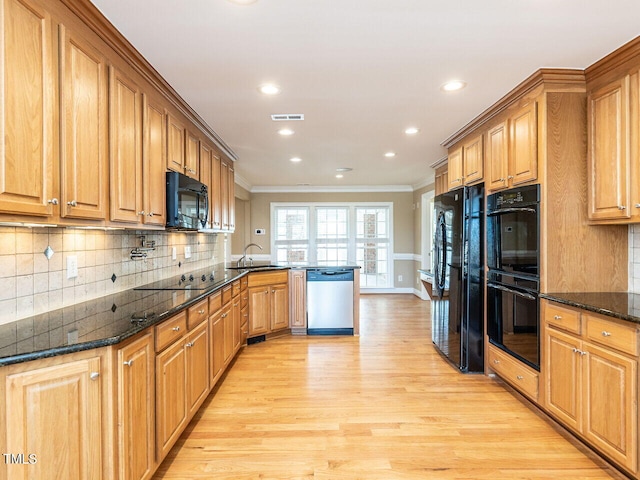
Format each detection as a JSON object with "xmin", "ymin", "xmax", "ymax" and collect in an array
[
  {"xmin": 198, "ymin": 309, "xmax": 206, "ymax": 315},
  {"xmin": 516, "ymin": 375, "xmax": 524, "ymax": 380},
  {"xmin": 172, "ymin": 326, "xmax": 180, "ymax": 332},
  {"xmin": 221, "ymin": 313, "xmax": 228, "ymax": 318},
  {"xmin": 601, "ymin": 331, "xmax": 611, "ymax": 337},
  {"xmin": 90, "ymin": 372, "xmax": 100, "ymax": 381},
  {"xmin": 186, "ymin": 342, "xmax": 194, "ymax": 348},
  {"xmin": 553, "ymin": 315, "xmax": 562, "ymax": 320},
  {"xmin": 493, "ymin": 359, "xmax": 500, "ymax": 365},
  {"xmin": 123, "ymin": 360, "xmax": 134, "ymax": 367}
]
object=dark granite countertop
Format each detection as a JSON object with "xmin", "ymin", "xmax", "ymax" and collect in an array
[
  {"xmin": 0, "ymin": 264, "xmax": 251, "ymax": 367},
  {"xmin": 540, "ymin": 292, "xmax": 640, "ymax": 325}
]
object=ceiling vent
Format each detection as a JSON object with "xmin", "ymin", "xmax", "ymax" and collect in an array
[{"xmin": 271, "ymin": 114, "xmax": 304, "ymax": 121}]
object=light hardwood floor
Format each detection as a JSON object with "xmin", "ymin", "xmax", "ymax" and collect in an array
[{"xmin": 153, "ymin": 294, "xmax": 622, "ymax": 479}]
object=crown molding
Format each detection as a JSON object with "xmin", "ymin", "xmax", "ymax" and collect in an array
[{"xmin": 250, "ymin": 184, "xmax": 414, "ymax": 194}]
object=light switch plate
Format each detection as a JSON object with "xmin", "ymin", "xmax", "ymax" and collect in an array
[
  {"xmin": 172, "ymin": 247, "xmax": 177, "ymax": 260},
  {"xmin": 184, "ymin": 246, "xmax": 192, "ymax": 259},
  {"xmin": 67, "ymin": 255, "xmax": 78, "ymax": 279}
]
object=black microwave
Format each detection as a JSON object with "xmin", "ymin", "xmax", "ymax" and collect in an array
[{"xmin": 166, "ymin": 172, "xmax": 208, "ymax": 230}]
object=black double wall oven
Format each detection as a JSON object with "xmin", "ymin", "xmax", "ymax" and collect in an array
[{"xmin": 486, "ymin": 184, "xmax": 541, "ymax": 370}]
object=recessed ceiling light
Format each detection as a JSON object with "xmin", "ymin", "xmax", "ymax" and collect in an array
[
  {"xmin": 278, "ymin": 128, "xmax": 294, "ymax": 136},
  {"xmin": 258, "ymin": 84, "xmax": 281, "ymax": 95},
  {"xmin": 290, "ymin": 157, "xmax": 302, "ymax": 163},
  {"xmin": 441, "ymin": 80, "xmax": 467, "ymax": 92},
  {"xmin": 336, "ymin": 174, "xmax": 344, "ymax": 179},
  {"xmin": 384, "ymin": 152, "xmax": 396, "ymax": 158},
  {"xmin": 336, "ymin": 167, "xmax": 352, "ymax": 172},
  {"xmin": 405, "ymin": 127, "xmax": 420, "ymax": 135}
]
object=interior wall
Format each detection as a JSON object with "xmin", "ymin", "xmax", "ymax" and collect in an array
[{"xmin": 413, "ymin": 183, "xmax": 435, "ymax": 294}]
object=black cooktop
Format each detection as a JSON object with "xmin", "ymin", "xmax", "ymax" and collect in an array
[{"xmin": 133, "ymin": 266, "xmax": 230, "ymax": 291}]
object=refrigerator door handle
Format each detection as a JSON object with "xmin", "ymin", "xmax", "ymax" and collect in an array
[{"xmin": 487, "ymin": 282, "xmax": 537, "ymax": 301}]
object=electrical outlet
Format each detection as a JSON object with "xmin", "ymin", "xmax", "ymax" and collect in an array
[
  {"xmin": 255, "ymin": 228, "xmax": 266, "ymax": 235},
  {"xmin": 67, "ymin": 329, "xmax": 78, "ymax": 344},
  {"xmin": 398, "ymin": 274, "xmax": 403, "ymax": 282},
  {"xmin": 184, "ymin": 246, "xmax": 191, "ymax": 259},
  {"xmin": 67, "ymin": 255, "xmax": 78, "ymax": 279},
  {"xmin": 172, "ymin": 247, "xmax": 177, "ymax": 260}
]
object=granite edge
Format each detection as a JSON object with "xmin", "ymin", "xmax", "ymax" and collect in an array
[{"xmin": 540, "ymin": 293, "xmax": 640, "ymax": 325}]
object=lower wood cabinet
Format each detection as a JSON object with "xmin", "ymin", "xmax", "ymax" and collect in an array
[
  {"xmin": 248, "ymin": 271, "xmax": 289, "ymax": 338},
  {"xmin": 487, "ymin": 344, "xmax": 539, "ymax": 402},
  {"xmin": 186, "ymin": 321, "xmax": 209, "ymax": 418},
  {"xmin": 1, "ymin": 349, "xmax": 111, "ymax": 480},
  {"xmin": 543, "ymin": 300, "xmax": 638, "ymax": 474},
  {"xmin": 289, "ymin": 269, "xmax": 307, "ymax": 334},
  {"xmin": 117, "ymin": 331, "xmax": 155, "ymax": 480}
]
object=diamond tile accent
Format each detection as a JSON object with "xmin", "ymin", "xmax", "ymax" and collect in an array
[
  {"xmin": 111, "ymin": 304, "xmax": 117, "ymax": 313},
  {"xmin": 44, "ymin": 246, "xmax": 54, "ymax": 260},
  {"xmin": 111, "ymin": 274, "xmax": 117, "ymax": 283}
]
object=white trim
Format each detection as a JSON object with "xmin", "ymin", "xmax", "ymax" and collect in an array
[
  {"xmin": 429, "ymin": 156, "xmax": 448, "ymax": 169},
  {"xmin": 413, "ymin": 254, "xmax": 422, "ymax": 262},
  {"xmin": 253, "ymin": 184, "xmax": 413, "ymax": 193},
  {"xmin": 412, "ymin": 177, "xmax": 435, "ymax": 191},
  {"xmin": 234, "ymin": 173, "xmax": 252, "ymax": 192},
  {"xmin": 413, "ymin": 287, "xmax": 430, "ymax": 300},
  {"xmin": 393, "ymin": 253, "xmax": 415, "ymax": 261}
]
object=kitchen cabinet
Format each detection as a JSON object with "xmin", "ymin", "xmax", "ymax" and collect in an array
[
  {"xmin": 289, "ymin": 269, "xmax": 306, "ymax": 334},
  {"xmin": 211, "ymin": 152, "xmax": 223, "ymax": 230},
  {"xmin": 434, "ymin": 163, "xmax": 448, "ymax": 196},
  {"xmin": 447, "ymin": 134, "xmax": 483, "ymax": 191},
  {"xmin": 228, "ymin": 162, "xmax": 236, "ymax": 231},
  {"xmin": 141, "ymin": 93, "xmax": 167, "ymax": 227},
  {"xmin": 59, "ymin": 23, "xmax": 109, "ymax": 221},
  {"xmin": 221, "ymin": 159, "xmax": 231, "ymax": 231},
  {"xmin": 109, "ymin": 65, "xmax": 144, "ymax": 224},
  {"xmin": 232, "ymin": 286, "xmax": 242, "ymax": 352},
  {"xmin": 543, "ymin": 300, "xmax": 638, "ymax": 474},
  {"xmin": 248, "ymin": 271, "xmax": 289, "ymax": 338},
  {"xmin": 485, "ymin": 121, "xmax": 509, "ymax": 192},
  {"xmin": 167, "ymin": 113, "xmax": 186, "ymax": 175},
  {"xmin": 487, "ymin": 344, "xmax": 539, "ymax": 402},
  {"xmin": 0, "ymin": 0, "xmax": 57, "ymax": 218},
  {"xmin": 199, "ymin": 142, "xmax": 214, "ymax": 229},
  {"xmin": 116, "ymin": 332, "xmax": 155, "ymax": 480},
  {"xmin": 221, "ymin": 283, "xmax": 235, "ymax": 365},
  {"xmin": 1, "ymin": 349, "xmax": 111, "ymax": 480},
  {"xmin": 186, "ymin": 320, "xmax": 209, "ymax": 418},
  {"xmin": 185, "ymin": 129, "xmax": 200, "ymax": 179}
]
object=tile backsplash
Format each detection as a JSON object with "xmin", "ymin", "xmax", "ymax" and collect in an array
[
  {"xmin": 630, "ymin": 225, "xmax": 640, "ymax": 293},
  {"xmin": 0, "ymin": 227, "xmax": 227, "ymax": 325}
]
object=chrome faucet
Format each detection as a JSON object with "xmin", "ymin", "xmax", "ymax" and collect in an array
[{"xmin": 237, "ymin": 243, "xmax": 262, "ymax": 267}]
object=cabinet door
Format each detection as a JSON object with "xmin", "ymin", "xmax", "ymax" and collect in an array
[
  {"xmin": 270, "ymin": 284, "xmax": 289, "ymax": 331},
  {"xmin": 185, "ymin": 129, "xmax": 199, "ymax": 179},
  {"xmin": 5, "ymin": 356, "xmax": 103, "ymax": 480},
  {"xmin": 199, "ymin": 142, "xmax": 213, "ymax": 229},
  {"xmin": 0, "ymin": 0, "xmax": 56, "ymax": 217},
  {"xmin": 289, "ymin": 270, "xmax": 306, "ymax": 328},
  {"xmin": 109, "ymin": 66, "xmax": 143, "ymax": 223},
  {"xmin": 186, "ymin": 321, "xmax": 209, "ymax": 418},
  {"xmin": 59, "ymin": 24, "xmax": 108, "ymax": 220},
  {"xmin": 142, "ymin": 94, "xmax": 166, "ymax": 226},
  {"xmin": 220, "ymin": 159, "xmax": 230, "ymax": 230},
  {"xmin": 210, "ymin": 153, "xmax": 222, "ymax": 230},
  {"xmin": 248, "ymin": 286, "xmax": 270, "ymax": 336},
  {"xmin": 228, "ymin": 163, "xmax": 236, "ymax": 231},
  {"xmin": 463, "ymin": 134, "xmax": 483, "ymax": 185},
  {"xmin": 509, "ymin": 101, "xmax": 538, "ymax": 186},
  {"xmin": 232, "ymin": 295, "xmax": 241, "ymax": 353},
  {"xmin": 117, "ymin": 332, "xmax": 155, "ymax": 480},
  {"xmin": 166, "ymin": 113, "xmax": 185, "ymax": 173},
  {"xmin": 588, "ymin": 78, "xmax": 631, "ymax": 220},
  {"xmin": 447, "ymin": 147, "xmax": 463, "ymax": 191},
  {"xmin": 223, "ymin": 304, "xmax": 234, "ymax": 365},
  {"xmin": 240, "ymin": 305, "xmax": 249, "ymax": 346},
  {"xmin": 486, "ymin": 121, "xmax": 509, "ymax": 192},
  {"xmin": 545, "ymin": 327, "xmax": 582, "ymax": 431},
  {"xmin": 583, "ymin": 342, "xmax": 637, "ymax": 472},
  {"xmin": 156, "ymin": 338, "xmax": 187, "ymax": 460},
  {"xmin": 210, "ymin": 311, "xmax": 225, "ymax": 386}
]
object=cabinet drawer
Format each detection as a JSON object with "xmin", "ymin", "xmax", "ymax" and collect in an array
[
  {"xmin": 222, "ymin": 284, "xmax": 233, "ymax": 306},
  {"xmin": 156, "ymin": 312, "xmax": 187, "ymax": 352},
  {"xmin": 544, "ymin": 301, "xmax": 581, "ymax": 334},
  {"xmin": 248, "ymin": 270, "xmax": 288, "ymax": 288},
  {"xmin": 240, "ymin": 276, "xmax": 248, "ymax": 291},
  {"xmin": 232, "ymin": 280, "xmax": 241, "ymax": 298},
  {"xmin": 209, "ymin": 290, "xmax": 222, "ymax": 313},
  {"xmin": 488, "ymin": 345, "xmax": 539, "ymax": 401},
  {"xmin": 241, "ymin": 289, "xmax": 249, "ymax": 309},
  {"xmin": 187, "ymin": 298, "xmax": 209, "ymax": 329},
  {"xmin": 584, "ymin": 314, "xmax": 638, "ymax": 356}
]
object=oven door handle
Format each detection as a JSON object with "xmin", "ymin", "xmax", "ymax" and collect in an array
[
  {"xmin": 487, "ymin": 282, "xmax": 537, "ymax": 300},
  {"xmin": 487, "ymin": 207, "xmax": 537, "ymax": 216}
]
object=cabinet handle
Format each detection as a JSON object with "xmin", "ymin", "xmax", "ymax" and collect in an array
[
  {"xmin": 264, "ymin": 290, "xmax": 269, "ymax": 295},
  {"xmin": 137, "ymin": 211, "xmax": 145, "ymax": 216},
  {"xmin": 580, "ymin": 350, "xmax": 587, "ymax": 356},
  {"xmin": 618, "ymin": 205, "xmax": 626, "ymax": 210},
  {"xmin": 516, "ymin": 375, "xmax": 524, "ymax": 380},
  {"xmin": 123, "ymin": 360, "xmax": 134, "ymax": 367},
  {"xmin": 601, "ymin": 331, "xmax": 611, "ymax": 337},
  {"xmin": 47, "ymin": 198, "xmax": 59, "ymax": 205},
  {"xmin": 186, "ymin": 341, "xmax": 194, "ymax": 348},
  {"xmin": 221, "ymin": 313, "xmax": 228, "ymax": 318},
  {"xmin": 493, "ymin": 359, "xmax": 500, "ymax": 365},
  {"xmin": 90, "ymin": 372, "xmax": 100, "ymax": 381},
  {"xmin": 198, "ymin": 309, "xmax": 206, "ymax": 314},
  {"xmin": 172, "ymin": 326, "xmax": 180, "ymax": 332},
  {"xmin": 553, "ymin": 315, "xmax": 562, "ymax": 320},
  {"xmin": 635, "ymin": 204, "xmax": 640, "ymax": 208},
  {"xmin": 272, "ymin": 290, "xmax": 276, "ymax": 293},
  {"xmin": 498, "ymin": 178, "xmax": 505, "ymax": 182},
  {"xmin": 507, "ymin": 175, "xmax": 514, "ymax": 180},
  {"xmin": 67, "ymin": 200, "xmax": 77, "ymax": 207},
  {"xmin": 234, "ymin": 302, "xmax": 239, "ymax": 307},
  {"xmin": 147, "ymin": 212, "xmax": 154, "ymax": 217}
]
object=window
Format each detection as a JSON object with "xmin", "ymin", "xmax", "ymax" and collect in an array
[{"xmin": 272, "ymin": 203, "xmax": 392, "ymax": 288}]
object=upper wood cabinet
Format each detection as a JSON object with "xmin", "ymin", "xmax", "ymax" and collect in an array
[
  {"xmin": 167, "ymin": 113, "xmax": 186, "ymax": 175},
  {"xmin": 59, "ymin": 24, "xmax": 109, "ymax": 220},
  {"xmin": 221, "ymin": 159, "xmax": 231, "ymax": 230},
  {"xmin": 185, "ymin": 130, "xmax": 200, "ymax": 179},
  {"xmin": 0, "ymin": 0, "xmax": 57, "ymax": 217},
  {"xmin": 142, "ymin": 94, "xmax": 167, "ymax": 227},
  {"xmin": 211, "ymin": 152, "xmax": 223, "ymax": 230},
  {"xmin": 109, "ymin": 66, "xmax": 144, "ymax": 224},
  {"xmin": 587, "ymin": 76, "xmax": 631, "ymax": 221},
  {"xmin": 485, "ymin": 102, "xmax": 538, "ymax": 193},
  {"xmin": 228, "ymin": 162, "xmax": 236, "ymax": 231},
  {"xmin": 447, "ymin": 134, "xmax": 484, "ymax": 191}
]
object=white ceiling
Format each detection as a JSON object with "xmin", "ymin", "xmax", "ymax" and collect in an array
[{"xmin": 91, "ymin": 0, "xmax": 640, "ymax": 191}]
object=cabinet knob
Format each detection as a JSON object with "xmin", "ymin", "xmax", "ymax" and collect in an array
[
  {"xmin": 635, "ymin": 204, "xmax": 640, "ymax": 208},
  {"xmin": 172, "ymin": 326, "xmax": 180, "ymax": 332},
  {"xmin": 618, "ymin": 205, "xmax": 626, "ymax": 210},
  {"xmin": 493, "ymin": 359, "xmax": 500, "ymax": 365},
  {"xmin": 137, "ymin": 211, "xmax": 145, "ymax": 216},
  {"xmin": 601, "ymin": 331, "xmax": 611, "ymax": 337},
  {"xmin": 498, "ymin": 178, "xmax": 505, "ymax": 183},
  {"xmin": 221, "ymin": 313, "xmax": 228, "ymax": 318},
  {"xmin": 47, "ymin": 198, "xmax": 59, "ymax": 205},
  {"xmin": 123, "ymin": 360, "xmax": 134, "ymax": 367},
  {"xmin": 186, "ymin": 341, "xmax": 194, "ymax": 348},
  {"xmin": 516, "ymin": 375, "xmax": 524, "ymax": 381},
  {"xmin": 553, "ymin": 315, "xmax": 562, "ymax": 320},
  {"xmin": 198, "ymin": 309, "xmax": 206, "ymax": 315},
  {"xmin": 507, "ymin": 175, "xmax": 514, "ymax": 180},
  {"xmin": 67, "ymin": 200, "xmax": 77, "ymax": 207},
  {"xmin": 147, "ymin": 212, "xmax": 154, "ymax": 217},
  {"xmin": 90, "ymin": 372, "xmax": 100, "ymax": 381}
]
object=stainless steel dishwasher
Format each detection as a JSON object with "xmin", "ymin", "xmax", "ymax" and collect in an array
[{"xmin": 306, "ymin": 268, "xmax": 354, "ymax": 335}]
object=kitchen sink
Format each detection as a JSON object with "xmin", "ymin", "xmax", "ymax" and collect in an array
[{"xmin": 226, "ymin": 264, "xmax": 283, "ymax": 271}]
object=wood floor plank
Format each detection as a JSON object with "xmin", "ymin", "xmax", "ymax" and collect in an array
[{"xmin": 153, "ymin": 294, "xmax": 623, "ymax": 479}]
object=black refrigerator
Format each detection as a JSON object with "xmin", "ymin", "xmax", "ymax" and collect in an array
[{"xmin": 432, "ymin": 183, "xmax": 484, "ymax": 372}]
